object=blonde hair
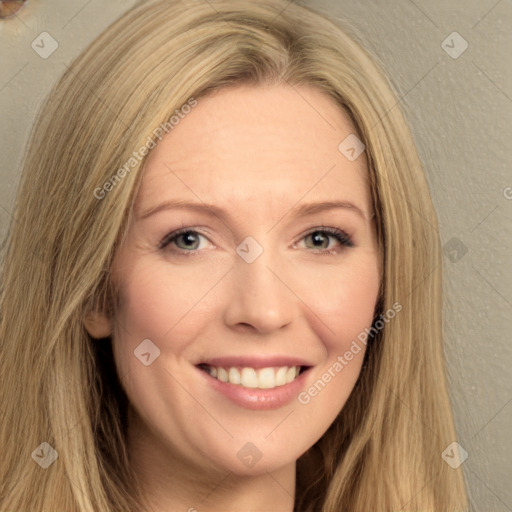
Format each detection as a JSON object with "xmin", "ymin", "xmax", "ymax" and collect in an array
[{"xmin": 0, "ymin": 0, "xmax": 468, "ymax": 510}]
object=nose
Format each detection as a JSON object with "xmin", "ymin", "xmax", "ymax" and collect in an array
[{"xmin": 222, "ymin": 243, "xmax": 295, "ymax": 335}]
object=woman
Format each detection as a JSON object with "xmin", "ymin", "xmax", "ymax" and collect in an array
[{"xmin": 0, "ymin": 0, "xmax": 468, "ymax": 510}]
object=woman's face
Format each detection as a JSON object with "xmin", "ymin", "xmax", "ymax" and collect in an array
[{"xmin": 86, "ymin": 84, "xmax": 380, "ymax": 479}]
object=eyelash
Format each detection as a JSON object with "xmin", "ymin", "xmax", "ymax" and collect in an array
[{"xmin": 159, "ymin": 227, "xmax": 354, "ymax": 256}]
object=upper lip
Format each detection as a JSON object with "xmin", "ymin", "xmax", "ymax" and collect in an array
[{"xmin": 196, "ymin": 355, "xmax": 313, "ymax": 369}]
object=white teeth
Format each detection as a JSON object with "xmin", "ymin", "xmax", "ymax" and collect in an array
[
  {"xmin": 285, "ymin": 366, "xmax": 297, "ymax": 384},
  {"xmin": 228, "ymin": 367, "xmax": 241, "ymax": 385},
  {"xmin": 257, "ymin": 367, "xmax": 275, "ymax": 389},
  {"xmin": 240, "ymin": 368, "xmax": 258, "ymax": 388},
  {"xmin": 217, "ymin": 367, "xmax": 228, "ymax": 382},
  {"xmin": 275, "ymin": 366, "xmax": 288, "ymax": 386},
  {"xmin": 202, "ymin": 364, "xmax": 303, "ymax": 389}
]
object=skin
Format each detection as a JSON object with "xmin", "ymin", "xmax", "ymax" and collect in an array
[{"xmin": 85, "ymin": 84, "xmax": 381, "ymax": 512}]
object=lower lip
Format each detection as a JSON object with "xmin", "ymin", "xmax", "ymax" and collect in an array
[{"xmin": 196, "ymin": 366, "xmax": 312, "ymax": 410}]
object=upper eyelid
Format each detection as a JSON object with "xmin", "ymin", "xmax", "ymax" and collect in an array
[{"xmin": 161, "ymin": 226, "xmax": 353, "ymax": 249}]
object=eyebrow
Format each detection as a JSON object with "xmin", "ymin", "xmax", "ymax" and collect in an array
[{"xmin": 139, "ymin": 198, "xmax": 371, "ymax": 223}]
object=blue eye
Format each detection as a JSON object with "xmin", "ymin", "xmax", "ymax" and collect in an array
[{"xmin": 159, "ymin": 227, "xmax": 354, "ymax": 255}]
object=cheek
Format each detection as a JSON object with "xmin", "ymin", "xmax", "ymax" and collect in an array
[
  {"xmin": 295, "ymin": 254, "xmax": 380, "ymax": 351},
  {"xmin": 285, "ymin": 256, "xmax": 380, "ymax": 435},
  {"xmin": 112, "ymin": 251, "xmax": 380, "ymax": 369},
  {"xmin": 332, "ymin": 267, "xmax": 379, "ymax": 343},
  {"xmin": 109, "ymin": 264, "xmax": 173, "ymax": 367},
  {"xmin": 116, "ymin": 258, "xmax": 194, "ymax": 325},
  {"xmin": 110, "ymin": 259, "xmax": 220, "ymax": 364},
  {"xmin": 295, "ymin": 262, "xmax": 379, "ymax": 415}
]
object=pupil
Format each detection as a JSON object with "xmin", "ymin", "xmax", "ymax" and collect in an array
[
  {"xmin": 312, "ymin": 232, "xmax": 327, "ymax": 248},
  {"xmin": 182, "ymin": 232, "xmax": 197, "ymax": 248}
]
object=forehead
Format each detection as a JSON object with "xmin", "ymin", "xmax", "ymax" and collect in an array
[{"xmin": 135, "ymin": 84, "xmax": 371, "ymax": 215}]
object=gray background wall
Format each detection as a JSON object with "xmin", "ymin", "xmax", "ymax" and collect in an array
[{"xmin": 1, "ymin": 1, "xmax": 510, "ymax": 510}]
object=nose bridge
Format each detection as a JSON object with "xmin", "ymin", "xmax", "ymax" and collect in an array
[{"xmin": 223, "ymin": 235, "xmax": 295, "ymax": 333}]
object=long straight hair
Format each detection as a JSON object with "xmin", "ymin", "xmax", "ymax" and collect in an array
[{"xmin": 0, "ymin": 1, "xmax": 468, "ymax": 510}]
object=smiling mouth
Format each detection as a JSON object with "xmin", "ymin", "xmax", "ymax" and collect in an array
[{"xmin": 197, "ymin": 364, "xmax": 309, "ymax": 389}]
